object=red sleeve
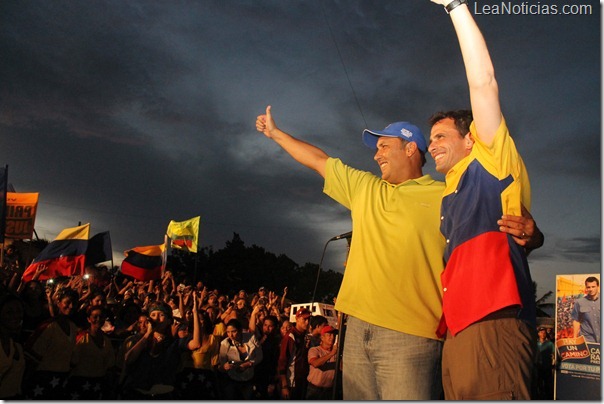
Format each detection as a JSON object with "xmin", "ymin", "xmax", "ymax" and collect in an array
[{"xmin": 277, "ymin": 333, "xmax": 293, "ymax": 375}]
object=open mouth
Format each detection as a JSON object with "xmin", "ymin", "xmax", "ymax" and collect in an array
[{"xmin": 432, "ymin": 152, "xmax": 445, "ymax": 163}]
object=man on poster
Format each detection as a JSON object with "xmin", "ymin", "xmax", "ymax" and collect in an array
[{"xmin": 572, "ymin": 276, "xmax": 600, "ymax": 343}]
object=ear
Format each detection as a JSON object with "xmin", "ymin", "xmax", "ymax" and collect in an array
[
  {"xmin": 464, "ymin": 132, "xmax": 475, "ymax": 151},
  {"xmin": 406, "ymin": 141, "xmax": 418, "ymax": 157}
]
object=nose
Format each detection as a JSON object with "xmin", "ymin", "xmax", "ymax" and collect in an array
[{"xmin": 374, "ymin": 148, "xmax": 382, "ymax": 161}]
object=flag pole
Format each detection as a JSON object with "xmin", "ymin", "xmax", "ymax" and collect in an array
[
  {"xmin": 194, "ymin": 218, "xmax": 200, "ymax": 284},
  {"xmin": 162, "ymin": 234, "xmax": 168, "ymax": 276}
]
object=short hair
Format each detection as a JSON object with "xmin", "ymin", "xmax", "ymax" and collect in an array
[
  {"xmin": 585, "ymin": 276, "xmax": 599, "ymax": 286},
  {"xmin": 428, "ymin": 109, "xmax": 473, "ymax": 137},
  {"xmin": 198, "ymin": 311, "xmax": 214, "ymax": 335},
  {"xmin": 399, "ymin": 139, "xmax": 427, "ymax": 168},
  {"xmin": 226, "ymin": 318, "xmax": 242, "ymax": 331},
  {"xmin": 86, "ymin": 304, "xmax": 107, "ymax": 318},
  {"xmin": 264, "ymin": 315, "xmax": 279, "ymax": 328},
  {"xmin": 310, "ymin": 315, "xmax": 328, "ymax": 329},
  {"xmin": 57, "ymin": 287, "xmax": 79, "ymax": 303}
]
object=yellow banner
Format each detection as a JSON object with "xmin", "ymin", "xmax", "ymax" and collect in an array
[{"xmin": 5, "ymin": 192, "xmax": 39, "ymax": 240}]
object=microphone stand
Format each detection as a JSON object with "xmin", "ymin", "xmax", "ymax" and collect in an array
[
  {"xmin": 332, "ymin": 236, "xmax": 350, "ymax": 400},
  {"xmin": 310, "ymin": 241, "xmax": 330, "ymax": 305},
  {"xmin": 310, "ymin": 231, "xmax": 352, "ymax": 304}
]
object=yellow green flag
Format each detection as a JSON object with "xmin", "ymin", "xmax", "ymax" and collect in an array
[{"xmin": 166, "ymin": 216, "xmax": 200, "ymax": 253}]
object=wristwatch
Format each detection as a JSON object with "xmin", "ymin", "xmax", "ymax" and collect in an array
[{"xmin": 444, "ymin": 0, "xmax": 468, "ymax": 14}]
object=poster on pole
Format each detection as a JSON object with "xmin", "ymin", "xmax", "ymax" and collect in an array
[
  {"xmin": 554, "ymin": 274, "xmax": 600, "ymax": 400},
  {"xmin": 5, "ymin": 192, "xmax": 38, "ymax": 240}
]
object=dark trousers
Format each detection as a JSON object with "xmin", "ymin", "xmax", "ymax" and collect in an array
[{"xmin": 306, "ymin": 382, "xmax": 334, "ymax": 400}]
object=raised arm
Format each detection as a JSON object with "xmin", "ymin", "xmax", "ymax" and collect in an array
[
  {"xmin": 431, "ymin": 0, "xmax": 501, "ymax": 144},
  {"xmin": 187, "ymin": 293, "xmax": 201, "ymax": 350},
  {"xmin": 255, "ymin": 105, "xmax": 329, "ymax": 177}
]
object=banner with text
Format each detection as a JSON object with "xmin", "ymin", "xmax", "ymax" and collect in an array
[{"xmin": 5, "ymin": 192, "xmax": 39, "ymax": 240}]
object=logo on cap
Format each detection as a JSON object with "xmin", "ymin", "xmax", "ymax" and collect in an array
[{"xmin": 401, "ymin": 128, "xmax": 413, "ymax": 138}]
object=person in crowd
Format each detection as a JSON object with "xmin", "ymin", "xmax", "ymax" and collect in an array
[
  {"xmin": 74, "ymin": 289, "xmax": 107, "ymax": 329},
  {"xmin": 306, "ymin": 325, "xmax": 339, "ymax": 400},
  {"xmin": 161, "ymin": 271, "xmax": 176, "ymax": 298},
  {"xmin": 121, "ymin": 301, "xmax": 184, "ymax": 399},
  {"xmin": 220, "ymin": 297, "xmax": 250, "ymax": 327},
  {"xmin": 235, "ymin": 297, "xmax": 251, "ymax": 328},
  {"xmin": 115, "ymin": 312, "xmax": 149, "ymax": 386},
  {"xmin": 534, "ymin": 326, "xmax": 554, "ymax": 400},
  {"xmin": 18, "ymin": 280, "xmax": 49, "ymax": 336},
  {"xmin": 65, "ymin": 305, "xmax": 116, "ymax": 399},
  {"xmin": 23, "ymin": 287, "xmax": 79, "ymax": 399},
  {"xmin": 279, "ymin": 287, "xmax": 292, "ymax": 322},
  {"xmin": 0, "ymin": 293, "xmax": 26, "ymax": 399},
  {"xmin": 202, "ymin": 291, "xmax": 219, "ymax": 311},
  {"xmin": 207, "ymin": 305, "xmax": 226, "ymax": 338},
  {"xmin": 113, "ymin": 298, "xmax": 142, "ymax": 338},
  {"xmin": 253, "ymin": 314, "xmax": 282, "ymax": 399},
  {"xmin": 218, "ymin": 318, "xmax": 263, "ymax": 400},
  {"xmin": 141, "ymin": 291, "xmax": 157, "ymax": 312},
  {"xmin": 177, "ymin": 292, "xmax": 220, "ymax": 399},
  {"xmin": 572, "ymin": 276, "xmax": 600, "ymax": 343},
  {"xmin": 237, "ymin": 289, "xmax": 248, "ymax": 304},
  {"xmin": 181, "ymin": 283, "xmax": 196, "ymax": 309},
  {"xmin": 220, "ymin": 299, "xmax": 237, "ymax": 323},
  {"xmin": 277, "ymin": 307, "xmax": 311, "ymax": 399},
  {"xmin": 167, "ymin": 294, "xmax": 182, "ymax": 320},
  {"xmin": 308, "ymin": 315, "xmax": 328, "ymax": 348},
  {"xmin": 249, "ymin": 302, "xmax": 269, "ymax": 335},
  {"xmin": 194, "ymin": 280, "xmax": 204, "ymax": 293},
  {"xmin": 280, "ymin": 319, "xmax": 293, "ymax": 338},
  {"xmin": 266, "ymin": 289, "xmax": 283, "ymax": 318},
  {"xmin": 4, "ymin": 244, "xmax": 22, "ymax": 272}
]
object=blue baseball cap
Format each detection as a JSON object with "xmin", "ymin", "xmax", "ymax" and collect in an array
[{"xmin": 362, "ymin": 122, "xmax": 427, "ymax": 153}]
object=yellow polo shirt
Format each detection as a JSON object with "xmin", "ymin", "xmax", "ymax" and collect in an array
[{"xmin": 324, "ymin": 158, "xmax": 445, "ymax": 340}]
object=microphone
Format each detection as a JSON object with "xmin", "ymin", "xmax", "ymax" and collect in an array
[{"xmin": 329, "ymin": 231, "xmax": 352, "ymax": 241}]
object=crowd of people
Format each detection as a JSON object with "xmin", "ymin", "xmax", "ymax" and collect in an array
[
  {"xmin": 556, "ymin": 295, "xmax": 582, "ymax": 340},
  {"xmin": 0, "ymin": 258, "xmax": 341, "ymax": 400}
]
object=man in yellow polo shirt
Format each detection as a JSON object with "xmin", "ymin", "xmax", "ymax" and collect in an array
[{"xmin": 255, "ymin": 105, "xmax": 541, "ymax": 399}]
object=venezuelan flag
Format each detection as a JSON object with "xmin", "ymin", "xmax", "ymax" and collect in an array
[
  {"xmin": 120, "ymin": 244, "xmax": 165, "ymax": 281},
  {"xmin": 166, "ymin": 216, "xmax": 200, "ymax": 253},
  {"xmin": 21, "ymin": 223, "xmax": 90, "ymax": 282}
]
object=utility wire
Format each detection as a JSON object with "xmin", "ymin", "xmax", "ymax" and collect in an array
[{"xmin": 319, "ymin": 1, "xmax": 368, "ymax": 129}]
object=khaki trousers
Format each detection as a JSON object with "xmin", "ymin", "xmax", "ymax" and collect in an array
[{"xmin": 442, "ymin": 315, "xmax": 537, "ymax": 400}]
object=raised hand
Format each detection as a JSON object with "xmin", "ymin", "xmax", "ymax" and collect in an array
[{"xmin": 255, "ymin": 105, "xmax": 278, "ymax": 139}]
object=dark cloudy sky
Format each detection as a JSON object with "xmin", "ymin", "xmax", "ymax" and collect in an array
[{"xmin": 0, "ymin": 0, "xmax": 599, "ymax": 299}]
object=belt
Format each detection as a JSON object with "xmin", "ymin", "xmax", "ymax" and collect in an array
[{"xmin": 477, "ymin": 306, "xmax": 521, "ymax": 322}]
